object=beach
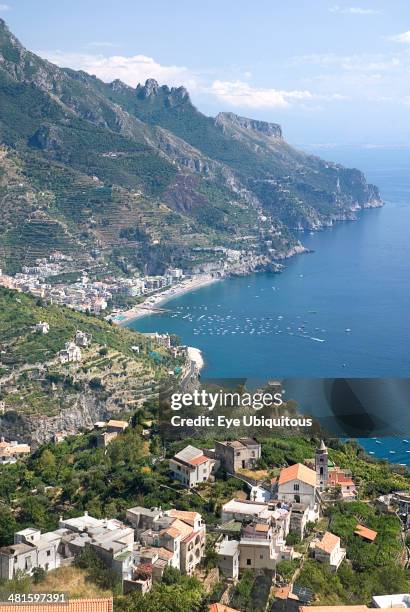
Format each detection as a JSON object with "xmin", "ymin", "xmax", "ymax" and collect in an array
[
  {"xmin": 187, "ymin": 346, "xmax": 205, "ymax": 370},
  {"xmin": 112, "ymin": 274, "xmax": 219, "ymax": 324}
]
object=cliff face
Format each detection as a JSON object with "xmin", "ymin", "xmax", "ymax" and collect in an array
[
  {"xmin": 0, "ymin": 394, "xmax": 108, "ymax": 446},
  {"xmin": 0, "ymin": 287, "xmax": 183, "ymax": 443},
  {"xmin": 215, "ymin": 112, "xmax": 283, "ymax": 140},
  {"xmin": 0, "ymin": 18, "xmax": 382, "ymax": 275}
]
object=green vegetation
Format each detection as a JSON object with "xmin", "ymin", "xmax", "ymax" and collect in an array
[
  {"xmin": 0, "ymin": 427, "xmax": 410, "ymax": 608},
  {"xmin": 0, "ymin": 287, "xmax": 181, "ymax": 419},
  {"xmin": 115, "ymin": 568, "xmax": 204, "ymax": 611},
  {"xmin": 0, "ymin": 19, "xmax": 380, "ymax": 274}
]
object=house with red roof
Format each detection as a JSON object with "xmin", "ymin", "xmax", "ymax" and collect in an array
[
  {"xmin": 310, "ymin": 531, "xmax": 346, "ymax": 571},
  {"xmin": 169, "ymin": 444, "xmax": 215, "ymax": 487},
  {"xmin": 276, "ymin": 463, "xmax": 319, "ymax": 509}
]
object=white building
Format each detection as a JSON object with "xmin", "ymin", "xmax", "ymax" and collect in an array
[
  {"xmin": 0, "ymin": 437, "xmax": 31, "ymax": 465},
  {"xmin": 216, "ymin": 537, "xmax": 239, "ymax": 581},
  {"xmin": 169, "ymin": 445, "xmax": 215, "ymax": 488},
  {"xmin": 277, "ymin": 463, "xmax": 318, "ymax": 509},
  {"xmin": 0, "ymin": 528, "xmax": 68, "ymax": 579},
  {"xmin": 59, "ymin": 342, "xmax": 82, "ymax": 363},
  {"xmin": 35, "ymin": 321, "xmax": 50, "ymax": 335},
  {"xmin": 310, "ymin": 531, "xmax": 346, "ymax": 571},
  {"xmin": 372, "ymin": 594, "xmax": 410, "ymax": 608},
  {"xmin": 125, "ymin": 506, "xmax": 206, "ymax": 575}
]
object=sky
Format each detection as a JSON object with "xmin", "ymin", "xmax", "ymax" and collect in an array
[{"xmin": 1, "ymin": 0, "xmax": 410, "ymax": 146}]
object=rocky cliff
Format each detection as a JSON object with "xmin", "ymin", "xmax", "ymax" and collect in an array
[{"xmin": 0, "ymin": 18, "xmax": 382, "ymax": 275}]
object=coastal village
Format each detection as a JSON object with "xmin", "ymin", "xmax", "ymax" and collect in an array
[
  {"xmin": 0, "ymin": 271, "xmax": 409, "ymax": 609},
  {"xmin": 1, "ymin": 427, "xmax": 410, "ymax": 611},
  {"xmin": 0, "ymin": 246, "xmax": 274, "ymax": 322},
  {"xmin": 0, "ymin": 257, "xmax": 409, "ymax": 610}
]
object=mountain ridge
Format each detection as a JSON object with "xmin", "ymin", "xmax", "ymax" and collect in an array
[{"xmin": 0, "ymin": 18, "xmax": 382, "ymax": 276}]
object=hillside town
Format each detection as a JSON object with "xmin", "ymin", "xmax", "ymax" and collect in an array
[
  {"xmin": 0, "ymin": 246, "xmax": 275, "ymax": 320},
  {"xmin": 0, "ymin": 253, "xmax": 186, "ymax": 315},
  {"xmin": 1, "ymin": 435, "xmax": 409, "ymax": 611}
]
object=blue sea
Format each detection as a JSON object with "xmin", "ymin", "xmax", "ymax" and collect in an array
[{"xmin": 128, "ymin": 147, "xmax": 410, "ymax": 463}]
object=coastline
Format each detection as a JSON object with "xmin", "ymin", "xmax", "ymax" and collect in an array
[
  {"xmin": 187, "ymin": 346, "xmax": 205, "ymax": 370},
  {"xmin": 112, "ymin": 273, "xmax": 219, "ymax": 325}
]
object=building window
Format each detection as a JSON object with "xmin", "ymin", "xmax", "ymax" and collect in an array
[
  {"xmin": 260, "ymin": 554, "xmax": 264, "ymax": 559},
  {"xmin": 46, "ymin": 550, "xmax": 51, "ymax": 557},
  {"xmin": 294, "ymin": 483, "xmax": 300, "ymax": 491},
  {"xmin": 246, "ymin": 559, "xmax": 251, "ymax": 566}
]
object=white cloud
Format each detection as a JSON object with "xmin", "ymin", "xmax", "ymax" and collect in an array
[
  {"xmin": 389, "ymin": 31, "xmax": 410, "ymax": 44},
  {"xmin": 39, "ymin": 50, "xmax": 198, "ymax": 90},
  {"xmin": 208, "ymin": 80, "xmax": 345, "ymax": 109},
  {"xmin": 38, "ymin": 50, "xmax": 350, "ymax": 111},
  {"xmin": 329, "ymin": 5, "xmax": 380, "ymax": 14},
  {"xmin": 209, "ymin": 80, "xmax": 314, "ymax": 108},
  {"xmin": 0, "ymin": 3, "xmax": 11, "ymax": 11}
]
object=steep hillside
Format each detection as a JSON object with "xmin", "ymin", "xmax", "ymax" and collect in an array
[
  {"xmin": 0, "ymin": 19, "xmax": 381, "ymax": 275},
  {"xmin": 0, "ymin": 287, "xmax": 183, "ymax": 444}
]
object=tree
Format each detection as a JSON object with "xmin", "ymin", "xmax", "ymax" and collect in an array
[
  {"xmin": 32, "ymin": 567, "xmax": 46, "ymax": 584},
  {"xmin": 0, "ymin": 507, "xmax": 17, "ymax": 546}
]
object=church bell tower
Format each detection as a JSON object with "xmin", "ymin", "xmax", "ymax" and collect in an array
[{"xmin": 315, "ymin": 440, "xmax": 329, "ymax": 490}]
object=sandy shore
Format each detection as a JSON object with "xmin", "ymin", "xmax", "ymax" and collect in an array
[
  {"xmin": 112, "ymin": 274, "xmax": 219, "ymax": 324},
  {"xmin": 187, "ymin": 346, "xmax": 204, "ymax": 370}
]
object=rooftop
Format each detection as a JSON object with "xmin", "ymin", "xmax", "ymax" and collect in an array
[
  {"xmin": 217, "ymin": 538, "xmax": 239, "ymax": 556},
  {"xmin": 168, "ymin": 508, "xmax": 200, "ymax": 525},
  {"xmin": 316, "ymin": 531, "xmax": 340, "ymax": 554},
  {"xmin": 372, "ymin": 594, "xmax": 410, "ymax": 608},
  {"xmin": 354, "ymin": 524, "xmax": 377, "ymax": 542},
  {"xmin": 0, "ymin": 542, "xmax": 34, "ymax": 556},
  {"xmin": 173, "ymin": 444, "xmax": 208, "ymax": 466},
  {"xmin": 0, "ymin": 599, "xmax": 113, "ymax": 612},
  {"xmin": 222, "ymin": 498, "xmax": 270, "ymax": 515},
  {"xmin": 106, "ymin": 419, "xmax": 128, "ymax": 429},
  {"xmin": 278, "ymin": 463, "xmax": 317, "ymax": 487}
]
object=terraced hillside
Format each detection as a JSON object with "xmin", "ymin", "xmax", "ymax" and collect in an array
[
  {"xmin": 0, "ymin": 287, "xmax": 183, "ymax": 443},
  {"xmin": 0, "ymin": 19, "xmax": 381, "ymax": 275}
]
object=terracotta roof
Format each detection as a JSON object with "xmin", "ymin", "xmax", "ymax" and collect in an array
[
  {"xmin": 354, "ymin": 524, "xmax": 377, "ymax": 541},
  {"xmin": 255, "ymin": 523, "xmax": 269, "ymax": 532},
  {"xmin": 208, "ymin": 605, "xmax": 240, "ymax": 612},
  {"xmin": 106, "ymin": 419, "xmax": 128, "ymax": 428},
  {"xmin": 160, "ymin": 526, "xmax": 181, "ymax": 539},
  {"xmin": 329, "ymin": 470, "xmax": 355, "ymax": 487},
  {"xmin": 278, "ymin": 463, "xmax": 317, "ymax": 487},
  {"xmin": 189, "ymin": 454, "xmax": 209, "ymax": 466},
  {"xmin": 157, "ymin": 546, "xmax": 174, "ymax": 560},
  {"xmin": 168, "ymin": 518, "xmax": 193, "ymax": 539},
  {"xmin": 275, "ymin": 586, "xmax": 291, "ymax": 600},
  {"xmin": 0, "ymin": 599, "xmax": 113, "ymax": 612},
  {"xmin": 168, "ymin": 509, "xmax": 200, "ymax": 523},
  {"xmin": 316, "ymin": 531, "xmax": 340, "ymax": 554}
]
